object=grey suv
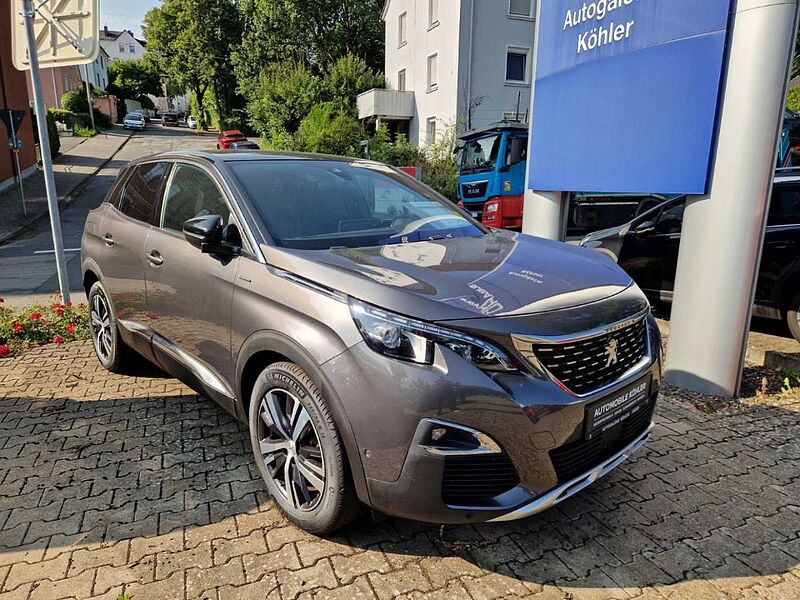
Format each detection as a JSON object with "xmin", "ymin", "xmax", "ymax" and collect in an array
[{"xmin": 81, "ymin": 151, "xmax": 662, "ymax": 533}]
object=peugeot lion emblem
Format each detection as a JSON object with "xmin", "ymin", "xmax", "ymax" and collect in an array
[{"xmin": 605, "ymin": 338, "xmax": 619, "ymax": 367}]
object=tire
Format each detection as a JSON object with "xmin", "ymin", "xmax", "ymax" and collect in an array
[
  {"xmin": 248, "ymin": 361, "xmax": 362, "ymax": 534},
  {"xmin": 786, "ymin": 289, "xmax": 800, "ymax": 342},
  {"xmin": 87, "ymin": 281, "xmax": 135, "ymax": 373}
]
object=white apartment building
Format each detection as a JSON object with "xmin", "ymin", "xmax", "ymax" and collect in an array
[
  {"xmin": 85, "ymin": 46, "xmax": 110, "ymax": 90},
  {"xmin": 99, "ymin": 27, "xmax": 147, "ymax": 62},
  {"xmin": 358, "ymin": 0, "xmax": 536, "ymax": 146}
]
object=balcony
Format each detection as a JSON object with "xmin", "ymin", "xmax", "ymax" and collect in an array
[{"xmin": 357, "ymin": 89, "xmax": 415, "ymax": 120}]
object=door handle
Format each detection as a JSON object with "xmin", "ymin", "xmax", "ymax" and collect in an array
[
  {"xmin": 146, "ymin": 250, "xmax": 164, "ymax": 266},
  {"xmin": 102, "ymin": 233, "xmax": 114, "ymax": 246}
]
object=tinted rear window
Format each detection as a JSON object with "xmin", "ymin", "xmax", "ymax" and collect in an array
[
  {"xmin": 230, "ymin": 160, "xmax": 482, "ymax": 250},
  {"xmin": 118, "ymin": 162, "xmax": 169, "ymax": 223},
  {"xmin": 768, "ymin": 186, "xmax": 800, "ymax": 226}
]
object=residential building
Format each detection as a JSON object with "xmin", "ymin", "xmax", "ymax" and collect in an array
[
  {"xmin": 0, "ymin": 6, "xmax": 37, "ymax": 190},
  {"xmin": 25, "ymin": 64, "xmax": 82, "ymax": 110},
  {"xmin": 358, "ymin": 0, "xmax": 536, "ymax": 146},
  {"xmin": 85, "ymin": 47, "xmax": 110, "ymax": 90},
  {"xmin": 99, "ymin": 26, "xmax": 147, "ymax": 62}
]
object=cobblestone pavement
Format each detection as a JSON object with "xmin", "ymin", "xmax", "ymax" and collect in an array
[{"xmin": 0, "ymin": 341, "xmax": 798, "ymax": 600}]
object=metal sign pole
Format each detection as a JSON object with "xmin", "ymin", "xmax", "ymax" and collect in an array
[
  {"xmin": 82, "ymin": 63, "xmax": 95, "ymax": 130},
  {"xmin": 8, "ymin": 117, "xmax": 26, "ymax": 216},
  {"xmin": 21, "ymin": 0, "xmax": 71, "ymax": 304},
  {"xmin": 664, "ymin": 0, "xmax": 800, "ymax": 397}
]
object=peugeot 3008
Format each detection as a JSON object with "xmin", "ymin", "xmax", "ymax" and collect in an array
[{"xmin": 81, "ymin": 151, "xmax": 662, "ymax": 533}]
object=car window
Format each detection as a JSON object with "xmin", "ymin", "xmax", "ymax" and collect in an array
[
  {"xmin": 118, "ymin": 162, "xmax": 169, "ymax": 223},
  {"xmin": 230, "ymin": 160, "xmax": 483, "ymax": 250},
  {"xmin": 161, "ymin": 164, "xmax": 231, "ymax": 233},
  {"xmin": 768, "ymin": 185, "xmax": 800, "ymax": 226},
  {"xmin": 655, "ymin": 201, "xmax": 685, "ymax": 234}
]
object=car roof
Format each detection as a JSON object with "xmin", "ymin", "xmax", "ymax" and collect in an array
[
  {"xmin": 222, "ymin": 130, "xmax": 244, "ymax": 136},
  {"xmin": 124, "ymin": 149, "xmax": 373, "ymax": 169}
]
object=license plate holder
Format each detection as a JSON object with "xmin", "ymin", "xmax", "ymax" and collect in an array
[{"xmin": 584, "ymin": 375, "xmax": 651, "ymax": 440}]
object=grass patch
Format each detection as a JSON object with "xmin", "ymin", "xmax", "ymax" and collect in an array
[{"xmin": 73, "ymin": 125, "xmax": 98, "ymax": 137}]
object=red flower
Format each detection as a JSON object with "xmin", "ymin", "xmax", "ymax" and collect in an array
[
  {"xmin": 12, "ymin": 321, "xmax": 22, "ymax": 333},
  {"xmin": 66, "ymin": 322, "xmax": 76, "ymax": 334},
  {"xmin": 50, "ymin": 303, "xmax": 63, "ymax": 309},
  {"xmin": 53, "ymin": 336, "xmax": 64, "ymax": 344},
  {"xmin": 56, "ymin": 308, "xmax": 65, "ymax": 317},
  {"xmin": 29, "ymin": 312, "xmax": 42, "ymax": 321},
  {"xmin": 0, "ymin": 345, "xmax": 10, "ymax": 357},
  {"xmin": 66, "ymin": 301, "xmax": 73, "ymax": 307}
]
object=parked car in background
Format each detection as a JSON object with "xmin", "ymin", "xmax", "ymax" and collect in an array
[
  {"xmin": 228, "ymin": 141, "xmax": 260, "ymax": 150},
  {"xmin": 81, "ymin": 151, "xmax": 661, "ymax": 533},
  {"xmin": 123, "ymin": 113, "xmax": 146, "ymax": 131},
  {"xmin": 581, "ymin": 168, "xmax": 800, "ymax": 340},
  {"xmin": 216, "ymin": 129, "xmax": 248, "ymax": 149},
  {"xmin": 187, "ymin": 115, "xmax": 199, "ymax": 129},
  {"xmin": 162, "ymin": 112, "xmax": 178, "ymax": 127}
]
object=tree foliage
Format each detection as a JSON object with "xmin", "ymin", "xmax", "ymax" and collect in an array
[
  {"xmin": 61, "ymin": 89, "xmax": 90, "ymax": 113},
  {"xmin": 248, "ymin": 61, "xmax": 321, "ymax": 137},
  {"xmin": 323, "ymin": 54, "xmax": 384, "ymax": 114},
  {"xmin": 233, "ymin": 0, "xmax": 384, "ymax": 99},
  {"xmin": 144, "ymin": 0, "xmax": 240, "ymax": 128},
  {"xmin": 106, "ymin": 60, "xmax": 161, "ymax": 100}
]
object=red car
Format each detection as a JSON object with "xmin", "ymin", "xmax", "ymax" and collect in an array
[{"xmin": 216, "ymin": 130, "xmax": 248, "ymax": 149}]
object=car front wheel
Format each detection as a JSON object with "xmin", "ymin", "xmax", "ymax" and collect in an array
[
  {"xmin": 786, "ymin": 289, "xmax": 800, "ymax": 342},
  {"xmin": 248, "ymin": 361, "xmax": 362, "ymax": 534}
]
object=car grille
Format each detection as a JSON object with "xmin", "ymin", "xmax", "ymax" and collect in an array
[
  {"xmin": 530, "ymin": 317, "xmax": 648, "ymax": 395},
  {"xmin": 441, "ymin": 453, "xmax": 520, "ymax": 505},
  {"xmin": 549, "ymin": 396, "xmax": 655, "ymax": 484}
]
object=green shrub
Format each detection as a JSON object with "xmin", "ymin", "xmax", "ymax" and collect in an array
[
  {"xmin": 48, "ymin": 108, "xmax": 75, "ymax": 126},
  {"xmin": 73, "ymin": 125, "xmax": 97, "ymax": 137},
  {"xmin": 323, "ymin": 54, "xmax": 384, "ymax": 116},
  {"xmin": 92, "ymin": 110, "xmax": 112, "ymax": 129},
  {"xmin": 260, "ymin": 130, "xmax": 296, "ymax": 151},
  {"xmin": 787, "ymin": 87, "xmax": 800, "ymax": 113},
  {"xmin": 248, "ymin": 61, "xmax": 321, "ymax": 137},
  {"xmin": 35, "ymin": 109, "xmax": 62, "ymax": 158},
  {"xmin": 61, "ymin": 89, "xmax": 90, "ymax": 113},
  {"xmin": 296, "ymin": 102, "xmax": 337, "ymax": 152}
]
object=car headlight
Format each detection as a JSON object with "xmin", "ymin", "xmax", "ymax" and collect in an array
[{"xmin": 349, "ymin": 300, "xmax": 516, "ymax": 372}]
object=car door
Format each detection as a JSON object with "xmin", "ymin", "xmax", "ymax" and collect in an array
[
  {"xmin": 95, "ymin": 161, "xmax": 169, "ymax": 351},
  {"xmin": 756, "ymin": 183, "xmax": 800, "ymax": 314},
  {"xmin": 144, "ymin": 162, "xmax": 242, "ymax": 411},
  {"xmin": 617, "ymin": 198, "xmax": 685, "ymax": 298}
]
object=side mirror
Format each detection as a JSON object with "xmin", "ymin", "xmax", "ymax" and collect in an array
[
  {"xmin": 633, "ymin": 220, "xmax": 655, "ymax": 235},
  {"xmin": 183, "ymin": 215, "xmax": 240, "ymax": 256}
]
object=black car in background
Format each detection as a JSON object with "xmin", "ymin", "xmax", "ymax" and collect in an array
[
  {"xmin": 162, "ymin": 112, "xmax": 179, "ymax": 127},
  {"xmin": 581, "ymin": 168, "xmax": 800, "ymax": 341}
]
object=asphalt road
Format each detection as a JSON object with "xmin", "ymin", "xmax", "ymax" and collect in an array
[{"xmin": 0, "ymin": 125, "xmax": 218, "ymax": 306}]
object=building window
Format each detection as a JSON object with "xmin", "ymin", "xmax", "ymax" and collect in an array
[
  {"xmin": 426, "ymin": 117, "xmax": 437, "ymax": 144},
  {"xmin": 506, "ymin": 47, "xmax": 529, "ymax": 83},
  {"xmin": 119, "ymin": 43, "xmax": 125, "ymax": 52},
  {"xmin": 509, "ymin": 0, "xmax": 534, "ymax": 18},
  {"xmin": 427, "ymin": 53, "xmax": 438, "ymax": 91},
  {"xmin": 397, "ymin": 69, "xmax": 406, "ymax": 92},
  {"xmin": 398, "ymin": 12, "xmax": 407, "ymax": 47},
  {"xmin": 428, "ymin": 0, "xmax": 439, "ymax": 28},
  {"xmin": 129, "ymin": 44, "xmax": 135, "ymax": 53}
]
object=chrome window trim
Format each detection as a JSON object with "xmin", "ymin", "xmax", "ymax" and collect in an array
[
  {"xmin": 271, "ymin": 267, "xmax": 348, "ymax": 303},
  {"xmin": 489, "ymin": 423, "xmax": 653, "ymax": 522},
  {"xmin": 512, "ymin": 308, "xmax": 650, "ymax": 345}
]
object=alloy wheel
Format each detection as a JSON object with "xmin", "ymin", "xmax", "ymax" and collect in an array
[
  {"xmin": 258, "ymin": 388, "xmax": 326, "ymax": 511},
  {"xmin": 90, "ymin": 292, "xmax": 113, "ymax": 361}
]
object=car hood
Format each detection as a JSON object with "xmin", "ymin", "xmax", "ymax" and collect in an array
[{"xmin": 262, "ymin": 230, "xmax": 635, "ymax": 322}]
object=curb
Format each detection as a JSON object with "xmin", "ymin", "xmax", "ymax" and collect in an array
[{"xmin": 0, "ymin": 130, "xmax": 134, "ymax": 246}]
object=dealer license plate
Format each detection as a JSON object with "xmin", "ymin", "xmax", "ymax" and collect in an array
[{"xmin": 584, "ymin": 375, "xmax": 651, "ymax": 440}]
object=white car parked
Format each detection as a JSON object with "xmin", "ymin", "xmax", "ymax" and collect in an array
[
  {"xmin": 123, "ymin": 113, "xmax": 146, "ymax": 131},
  {"xmin": 186, "ymin": 115, "xmax": 199, "ymax": 129}
]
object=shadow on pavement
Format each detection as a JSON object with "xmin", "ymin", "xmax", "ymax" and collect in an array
[{"xmin": 0, "ymin": 342, "xmax": 797, "ymax": 594}]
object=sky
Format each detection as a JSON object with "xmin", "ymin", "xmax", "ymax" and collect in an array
[{"xmin": 100, "ymin": 0, "xmax": 160, "ymax": 38}]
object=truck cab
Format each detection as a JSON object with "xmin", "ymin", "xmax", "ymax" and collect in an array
[{"xmin": 456, "ymin": 122, "xmax": 528, "ymax": 226}]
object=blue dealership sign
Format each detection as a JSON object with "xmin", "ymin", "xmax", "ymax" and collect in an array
[{"xmin": 528, "ymin": 0, "xmax": 732, "ymax": 194}]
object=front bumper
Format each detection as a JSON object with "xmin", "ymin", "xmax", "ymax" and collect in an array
[{"xmin": 322, "ymin": 313, "xmax": 662, "ymax": 524}]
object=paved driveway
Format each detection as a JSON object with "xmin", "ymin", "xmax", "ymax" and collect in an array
[{"xmin": 0, "ymin": 342, "xmax": 798, "ymax": 600}]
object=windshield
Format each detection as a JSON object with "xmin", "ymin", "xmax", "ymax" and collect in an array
[
  {"xmin": 460, "ymin": 134, "xmax": 501, "ymax": 174},
  {"xmin": 231, "ymin": 160, "xmax": 484, "ymax": 250}
]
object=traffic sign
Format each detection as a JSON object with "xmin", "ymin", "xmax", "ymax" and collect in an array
[
  {"xmin": 11, "ymin": 0, "xmax": 100, "ymax": 70},
  {"xmin": 0, "ymin": 109, "xmax": 26, "ymax": 136}
]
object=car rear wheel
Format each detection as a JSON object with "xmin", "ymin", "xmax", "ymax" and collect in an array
[
  {"xmin": 786, "ymin": 289, "xmax": 800, "ymax": 342},
  {"xmin": 248, "ymin": 361, "xmax": 362, "ymax": 534},
  {"xmin": 88, "ymin": 281, "xmax": 135, "ymax": 373}
]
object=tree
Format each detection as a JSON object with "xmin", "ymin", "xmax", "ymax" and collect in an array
[
  {"xmin": 106, "ymin": 60, "xmax": 161, "ymax": 100},
  {"xmin": 794, "ymin": 24, "xmax": 800, "ymax": 79},
  {"xmin": 61, "ymin": 89, "xmax": 90, "ymax": 113},
  {"xmin": 248, "ymin": 61, "xmax": 321, "ymax": 137},
  {"xmin": 233, "ymin": 0, "xmax": 384, "ymax": 99},
  {"xmin": 323, "ymin": 54, "xmax": 384, "ymax": 114},
  {"xmin": 144, "ymin": 0, "xmax": 240, "ymax": 129}
]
